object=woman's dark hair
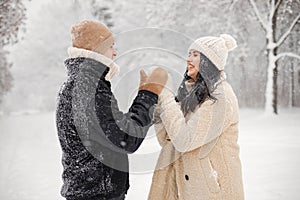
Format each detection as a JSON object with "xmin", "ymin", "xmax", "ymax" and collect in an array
[{"xmin": 175, "ymin": 53, "xmax": 221, "ymax": 116}]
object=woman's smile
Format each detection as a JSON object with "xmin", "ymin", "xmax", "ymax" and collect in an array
[{"xmin": 186, "ymin": 49, "xmax": 200, "ymax": 80}]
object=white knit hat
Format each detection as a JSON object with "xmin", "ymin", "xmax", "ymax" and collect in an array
[{"xmin": 188, "ymin": 34, "xmax": 237, "ymax": 70}]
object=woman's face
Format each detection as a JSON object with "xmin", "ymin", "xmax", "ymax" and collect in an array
[{"xmin": 186, "ymin": 49, "xmax": 200, "ymax": 81}]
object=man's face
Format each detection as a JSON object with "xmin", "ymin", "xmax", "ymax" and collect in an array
[{"xmin": 103, "ymin": 43, "xmax": 117, "ymax": 59}]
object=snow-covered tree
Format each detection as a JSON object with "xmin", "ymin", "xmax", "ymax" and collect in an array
[
  {"xmin": 275, "ymin": 0, "xmax": 300, "ymax": 108},
  {"xmin": 91, "ymin": 0, "xmax": 114, "ymax": 27},
  {"xmin": 248, "ymin": 0, "xmax": 300, "ymax": 114},
  {"xmin": 0, "ymin": 50, "xmax": 13, "ymax": 105},
  {"xmin": 0, "ymin": 0, "xmax": 26, "ymax": 46},
  {"xmin": 0, "ymin": 0, "xmax": 26, "ymax": 106}
]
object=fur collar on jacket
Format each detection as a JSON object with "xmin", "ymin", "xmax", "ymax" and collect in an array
[{"xmin": 67, "ymin": 47, "xmax": 120, "ymax": 81}]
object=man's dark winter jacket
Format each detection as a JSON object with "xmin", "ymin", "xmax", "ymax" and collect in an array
[{"xmin": 56, "ymin": 57, "xmax": 158, "ymax": 200}]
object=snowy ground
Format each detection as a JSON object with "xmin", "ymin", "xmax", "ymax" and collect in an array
[{"xmin": 0, "ymin": 108, "xmax": 299, "ymax": 200}]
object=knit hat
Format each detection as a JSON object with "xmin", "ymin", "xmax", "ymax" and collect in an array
[
  {"xmin": 71, "ymin": 20, "xmax": 114, "ymax": 55},
  {"xmin": 188, "ymin": 34, "xmax": 237, "ymax": 70}
]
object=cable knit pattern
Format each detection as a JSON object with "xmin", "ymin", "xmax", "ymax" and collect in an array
[
  {"xmin": 149, "ymin": 81, "xmax": 244, "ymax": 200},
  {"xmin": 188, "ymin": 34, "xmax": 237, "ymax": 71}
]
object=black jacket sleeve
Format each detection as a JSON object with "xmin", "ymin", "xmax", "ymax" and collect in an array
[{"xmin": 95, "ymin": 80, "xmax": 158, "ymax": 153}]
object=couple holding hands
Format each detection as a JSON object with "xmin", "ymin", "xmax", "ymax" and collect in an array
[{"xmin": 56, "ymin": 20, "xmax": 244, "ymax": 200}]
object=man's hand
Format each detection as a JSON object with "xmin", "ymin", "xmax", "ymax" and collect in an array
[{"xmin": 139, "ymin": 67, "xmax": 168, "ymax": 95}]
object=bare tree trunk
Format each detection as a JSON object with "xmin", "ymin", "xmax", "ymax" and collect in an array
[
  {"xmin": 272, "ymin": 0, "xmax": 279, "ymax": 114},
  {"xmin": 273, "ymin": 65, "xmax": 278, "ymax": 114},
  {"xmin": 265, "ymin": 47, "xmax": 275, "ymax": 113},
  {"xmin": 290, "ymin": 63, "xmax": 295, "ymax": 107}
]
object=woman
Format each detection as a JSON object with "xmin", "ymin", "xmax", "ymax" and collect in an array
[{"xmin": 149, "ymin": 34, "xmax": 244, "ymax": 200}]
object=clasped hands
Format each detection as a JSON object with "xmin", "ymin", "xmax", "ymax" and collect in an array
[{"xmin": 138, "ymin": 67, "xmax": 168, "ymax": 95}]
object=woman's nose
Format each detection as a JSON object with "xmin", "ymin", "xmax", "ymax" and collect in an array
[
  {"xmin": 186, "ymin": 57, "xmax": 192, "ymax": 63},
  {"xmin": 113, "ymin": 50, "xmax": 117, "ymax": 56}
]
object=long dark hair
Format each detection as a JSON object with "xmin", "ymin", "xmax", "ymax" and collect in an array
[{"xmin": 175, "ymin": 53, "xmax": 221, "ymax": 116}]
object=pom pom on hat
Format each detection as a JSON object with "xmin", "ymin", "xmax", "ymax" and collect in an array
[
  {"xmin": 188, "ymin": 34, "xmax": 237, "ymax": 70},
  {"xmin": 220, "ymin": 34, "xmax": 237, "ymax": 51}
]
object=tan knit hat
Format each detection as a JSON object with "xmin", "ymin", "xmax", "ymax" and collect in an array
[
  {"xmin": 188, "ymin": 34, "xmax": 237, "ymax": 70},
  {"xmin": 71, "ymin": 20, "xmax": 114, "ymax": 55}
]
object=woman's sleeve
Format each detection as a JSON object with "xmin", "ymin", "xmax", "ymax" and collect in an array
[
  {"xmin": 154, "ymin": 106, "xmax": 168, "ymax": 147},
  {"xmin": 159, "ymin": 85, "xmax": 228, "ymax": 153}
]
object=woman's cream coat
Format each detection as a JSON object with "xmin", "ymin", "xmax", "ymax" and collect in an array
[{"xmin": 149, "ymin": 81, "xmax": 244, "ymax": 200}]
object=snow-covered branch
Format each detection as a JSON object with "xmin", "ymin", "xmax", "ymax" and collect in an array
[
  {"xmin": 275, "ymin": 52, "xmax": 300, "ymax": 62},
  {"xmin": 248, "ymin": 0, "xmax": 267, "ymax": 31},
  {"xmin": 269, "ymin": 0, "xmax": 275, "ymax": 20},
  {"xmin": 270, "ymin": 0, "xmax": 282, "ymax": 20},
  {"xmin": 276, "ymin": 12, "xmax": 300, "ymax": 47},
  {"xmin": 229, "ymin": 0, "xmax": 240, "ymax": 10},
  {"xmin": 274, "ymin": 0, "xmax": 282, "ymax": 12}
]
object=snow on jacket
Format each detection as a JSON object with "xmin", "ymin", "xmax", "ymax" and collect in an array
[
  {"xmin": 149, "ymin": 80, "xmax": 244, "ymax": 200},
  {"xmin": 56, "ymin": 48, "xmax": 158, "ymax": 200}
]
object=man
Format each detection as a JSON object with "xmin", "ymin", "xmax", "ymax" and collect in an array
[{"xmin": 56, "ymin": 20, "xmax": 168, "ymax": 200}]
